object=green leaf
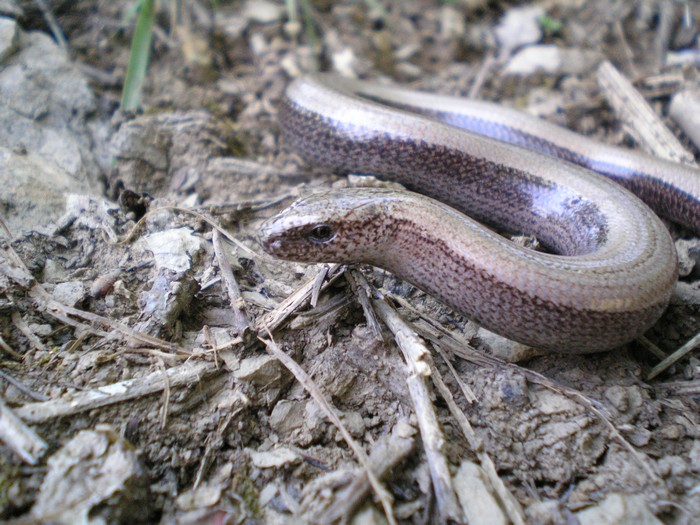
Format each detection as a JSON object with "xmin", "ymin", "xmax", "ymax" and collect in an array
[{"xmin": 121, "ymin": 0, "xmax": 156, "ymax": 112}]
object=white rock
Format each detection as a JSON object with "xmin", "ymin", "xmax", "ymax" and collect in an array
[
  {"xmin": 53, "ymin": 281, "xmax": 86, "ymax": 307},
  {"xmin": 332, "ymin": 48, "xmax": 357, "ymax": 78},
  {"xmin": 242, "ymin": 0, "xmax": 283, "ymax": 24},
  {"xmin": 143, "ymin": 228, "xmax": 204, "ymax": 273},
  {"xmin": 504, "ymin": 45, "xmax": 603, "ymax": 76},
  {"xmin": 350, "ymin": 504, "xmax": 387, "ymax": 525},
  {"xmin": 495, "ymin": 6, "xmax": 544, "ymax": 55},
  {"xmin": 504, "ymin": 45, "xmax": 561, "ymax": 75},
  {"xmin": 440, "ymin": 5, "xmax": 466, "ymax": 39},
  {"xmin": 576, "ymin": 493, "xmax": 662, "ymax": 525},
  {"xmin": 454, "ymin": 461, "xmax": 507, "ymax": 525},
  {"xmin": 0, "ymin": 147, "xmax": 79, "ymax": 234},
  {"xmin": 247, "ymin": 447, "xmax": 299, "ymax": 468}
]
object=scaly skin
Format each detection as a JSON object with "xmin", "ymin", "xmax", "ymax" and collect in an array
[{"xmin": 259, "ymin": 75, "xmax": 692, "ymax": 353}]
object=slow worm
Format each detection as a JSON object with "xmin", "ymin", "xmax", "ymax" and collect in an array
[{"xmin": 259, "ymin": 75, "xmax": 700, "ymax": 353}]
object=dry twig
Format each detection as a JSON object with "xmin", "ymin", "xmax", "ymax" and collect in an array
[
  {"xmin": 212, "ymin": 229, "xmax": 251, "ymax": 335},
  {"xmin": 0, "ymin": 333, "xmax": 23, "ymax": 360},
  {"xmin": 254, "ymin": 264, "xmax": 345, "ymax": 333},
  {"xmin": 260, "ymin": 331, "xmax": 398, "ymax": 525},
  {"xmin": 0, "ymin": 396, "xmax": 48, "ymax": 464},
  {"xmin": 0, "ymin": 369, "xmax": 48, "ymax": 402},
  {"xmin": 369, "ymin": 286, "xmax": 522, "ymax": 524},
  {"xmin": 15, "ymin": 361, "xmax": 220, "ymax": 423},
  {"xmin": 597, "ymin": 60, "xmax": 697, "ymax": 165},
  {"xmin": 366, "ymin": 292, "xmax": 463, "ymax": 524},
  {"xmin": 346, "ymin": 270, "xmax": 383, "ymax": 341},
  {"xmin": 10, "ymin": 259, "xmax": 341, "ymax": 427},
  {"xmin": 429, "ymin": 361, "xmax": 525, "ymax": 525},
  {"xmin": 654, "ymin": 379, "xmax": 700, "ymax": 396},
  {"xmin": 12, "ymin": 310, "xmax": 48, "ymax": 356},
  {"xmin": 318, "ymin": 418, "xmax": 416, "ymax": 523}
]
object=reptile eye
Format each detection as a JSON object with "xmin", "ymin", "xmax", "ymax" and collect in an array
[{"xmin": 308, "ymin": 224, "xmax": 335, "ymax": 243}]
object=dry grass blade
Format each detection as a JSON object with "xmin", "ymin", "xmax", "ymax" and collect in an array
[
  {"xmin": 122, "ymin": 205, "xmax": 262, "ymax": 258},
  {"xmin": 34, "ymin": 290, "xmax": 184, "ymax": 354},
  {"xmin": 347, "ymin": 270, "xmax": 383, "ymax": 341},
  {"xmin": 33, "ymin": 0, "xmax": 68, "ymax": 50},
  {"xmin": 1, "ymin": 227, "xmax": 181, "ymax": 355},
  {"xmin": 636, "ymin": 335, "xmax": 668, "ymax": 360},
  {"xmin": 0, "ymin": 369, "xmax": 48, "ymax": 402}
]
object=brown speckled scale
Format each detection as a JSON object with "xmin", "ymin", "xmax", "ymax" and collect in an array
[{"xmin": 259, "ymin": 75, "xmax": 699, "ymax": 353}]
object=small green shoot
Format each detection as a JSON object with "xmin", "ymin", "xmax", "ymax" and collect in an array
[
  {"xmin": 538, "ymin": 14, "xmax": 563, "ymax": 35},
  {"xmin": 121, "ymin": 0, "xmax": 156, "ymax": 112}
]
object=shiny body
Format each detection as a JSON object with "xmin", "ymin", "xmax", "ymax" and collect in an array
[{"xmin": 259, "ymin": 75, "xmax": 698, "ymax": 352}]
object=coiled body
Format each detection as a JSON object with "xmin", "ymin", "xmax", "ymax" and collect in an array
[{"xmin": 259, "ymin": 75, "xmax": 697, "ymax": 353}]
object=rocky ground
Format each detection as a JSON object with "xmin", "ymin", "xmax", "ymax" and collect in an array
[{"xmin": 1, "ymin": 0, "xmax": 699, "ymax": 524}]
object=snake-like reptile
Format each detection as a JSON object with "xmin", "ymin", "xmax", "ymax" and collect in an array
[{"xmin": 260, "ymin": 75, "xmax": 700, "ymax": 353}]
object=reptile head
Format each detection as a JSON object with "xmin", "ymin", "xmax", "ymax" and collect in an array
[{"xmin": 259, "ymin": 188, "xmax": 394, "ymax": 264}]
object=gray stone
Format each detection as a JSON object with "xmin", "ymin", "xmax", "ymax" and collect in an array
[
  {"xmin": 42, "ymin": 259, "xmax": 68, "ymax": 283},
  {"xmin": 672, "ymin": 281, "xmax": 700, "ymax": 306},
  {"xmin": 53, "ymin": 281, "xmax": 86, "ymax": 307},
  {"xmin": 30, "ymin": 428, "xmax": 153, "ymax": 524},
  {"xmin": 0, "ymin": 28, "xmax": 104, "ymax": 233},
  {"xmin": 109, "ymin": 117, "xmax": 169, "ymax": 172},
  {"xmin": 526, "ymin": 499, "xmax": 567, "ymax": 524},
  {"xmin": 675, "ymin": 238, "xmax": 700, "ymax": 277},
  {"xmin": 0, "ymin": 1, "xmax": 21, "ymax": 18},
  {"xmin": 0, "ymin": 147, "xmax": 80, "ymax": 235},
  {"xmin": 341, "ymin": 411, "xmax": 366, "ymax": 438},
  {"xmin": 0, "ymin": 32, "xmax": 95, "ymax": 122},
  {"xmin": 235, "ymin": 355, "xmax": 283, "ymax": 385},
  {"xmin": 0, "ymin": 17, "xmax": 18, "ymax": 62},
  {"xmin": 576, "ymin": 493, "xmax": 662, "ymax": 525},
  {"xmin": 270, "ymin": 400, "xmax": 306, "ymax": 436}
]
